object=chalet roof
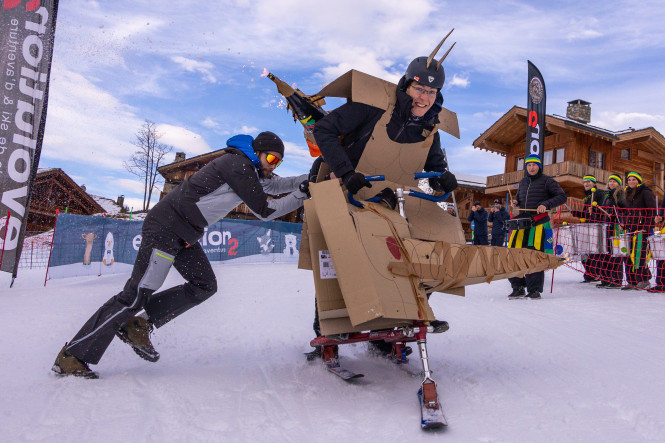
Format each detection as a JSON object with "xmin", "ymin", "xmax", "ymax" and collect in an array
[
  {"xmin": 158, "ymin": 149, "xmax": 226, "ymax": 175},
  {"xmin": 473, "ymin": 106, "xmax": 665, "ymax": 156},
  {"xmin": 33, "ymin": 168, "xmax": 105, "ymax": 214}
]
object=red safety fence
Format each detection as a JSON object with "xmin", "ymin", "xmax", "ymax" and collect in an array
[
  {"xmin": 553, "ymin": 201, "xmax": 665, "ymax": 292},
  {"xmin": 16, "ymin": 231, "xmax": 54, "ymax": 270}
]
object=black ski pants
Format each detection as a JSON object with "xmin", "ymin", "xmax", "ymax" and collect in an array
[
  {"xmin": 509, "ymin": 271, "xmax": 545, "ymax": 294},
  {"xmin": 66, "ymin": 218, "xmax": 217, "ymax": 364}
]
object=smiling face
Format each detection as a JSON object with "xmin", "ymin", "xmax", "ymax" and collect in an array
[
  {"xmin": 627, "ymin": 176, "xmax": 639, "ymax": 188},
  {"xmin": 608, "ymin": 179, "xmax": 619, "ymax": 190},
  {"xmin": 406, "ymin": 82, "xmax": 437, "ymax": 118},
  {"xmin": 583, "ymin": 180, "xmax": 595, "ymax": 191}
]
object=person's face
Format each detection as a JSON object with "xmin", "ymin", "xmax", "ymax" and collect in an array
[
  {"xmin": 627, "ymin": 176, "xmax": 639, "ymax": 188},
  {"xmin": 406, "ymin": 82, "xmax": 437, "ymax": 118},
  {"xmin": 526, "ymin": 162, "xmax": 540, "ymax": 175},
  {"xmin": 583, "ymin": 180, "xmax": 594, "ymax": 191},
  {"xmin": 608, "ymin": 179, "xmax": 619, "ymax": 190},
  {"xmin": 258, "ymin": 151, "xmax": 282, "ymax": 178},
  {"xmin": 494, "ymin": 203, "xmax": 501, "ymax": 210}
]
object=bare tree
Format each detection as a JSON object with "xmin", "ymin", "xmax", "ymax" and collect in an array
[{"xmin": 124, "ymin": 120, "xmax": 173, "ymax": 211}]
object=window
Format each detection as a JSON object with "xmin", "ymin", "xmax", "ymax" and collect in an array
[
  {"xmin": 588, "ymin": 149, "xmax": 604, "ymax": 169},
  {"xmin": 555, "ymin": 148, "xmax": 565, "ymax": 163},
  {"xmin": 621, "ymin": 148, "xmax": 631, "ymax": 160},
  {"xmin": 544, "ymin": 150, "xmax": 553, "ymax": 166},
  {"xmin": 516, "ymin": 157, "xmax": 524, "ymax": 171}
]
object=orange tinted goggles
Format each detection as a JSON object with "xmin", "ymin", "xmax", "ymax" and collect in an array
[{"xmin": 266, "ymin": 153, "xmax": 282, "ymax": 167}]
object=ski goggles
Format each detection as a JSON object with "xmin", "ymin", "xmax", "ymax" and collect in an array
[{"xmin": 265, "ymin": 153, "xmax": 282, "ymax": 167}]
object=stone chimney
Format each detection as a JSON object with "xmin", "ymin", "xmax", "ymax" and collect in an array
[
  {"xmin": 174, "ymin": 152, "xmax": 186, "ymax": 162},
  {"xmin": 566, "ymin": 99, "xmax": 591, "ymax": 124},
  {"xmin": 117, "ymin": 195, "xmax": 125, "ymax": 207}
]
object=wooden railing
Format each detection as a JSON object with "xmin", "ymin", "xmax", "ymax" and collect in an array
[{"xmin": 486, "ymin": 161, "xmax": 612, "ymax": 189}]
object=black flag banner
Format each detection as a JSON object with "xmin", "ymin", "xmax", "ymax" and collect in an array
[
  {"xmin": 525, "ymin": 60, "xmax": 546, "ymax": 166},
  {"xmin": 0, "ymin": 1, "xmax": 59, "ymax": 278}
]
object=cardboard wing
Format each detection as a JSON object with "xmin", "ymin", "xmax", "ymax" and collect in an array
[{"xmin": 388, "ymin": 239, "xmax": 565, "ymax": 292}]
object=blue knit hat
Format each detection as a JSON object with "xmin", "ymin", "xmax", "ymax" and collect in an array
[{"xmin": 525, "ymin": 154, "xmax": 542, "ymax": 170}]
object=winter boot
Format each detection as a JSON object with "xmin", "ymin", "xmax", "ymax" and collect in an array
[
  {"xmin": 116, "ymin": 317, "xmax": 160, "ymax": 362},
  {"xmin": 508, "ymin": 286, "xmax": 526, "ymax": 299},
  {"xmin": 525, "ymin": 291, "xmax": 542, "ymax": 299},
  {"xmin": 430, "ymin": 320, "xmax": 450, "ymax": 334},
  {"xmin": 52, "ymin": 344, "xmax": 99, "ymax": 379}
]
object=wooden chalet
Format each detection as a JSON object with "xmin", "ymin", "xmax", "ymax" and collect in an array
[
  {"xmin": 157, "ymin": 151, "xmax": 303, "ymax": 223},
  {"xmin": 474, "ymin": 100, "xmax": 665, "ymax": 224},
  {"xmin": 28, "ymin": 168, "xmax": 105, "ymax": 232}
]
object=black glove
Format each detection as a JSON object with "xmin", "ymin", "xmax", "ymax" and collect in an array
[
  {"xmin": 342, "ymin": 171, "xmax": 372, "ymax": 195},
  {"xmin": 429, "ymin": 171, "xmax": 457, "ymax": 193},
  {"xmin": 374, "ymin": 187, "xmax": 397, "ymax": 210},
  {"xmin": 298, "ymin": 180, "xmax": 311, "ymax": 198}
]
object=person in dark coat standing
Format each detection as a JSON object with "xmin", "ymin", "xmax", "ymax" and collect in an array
[
  {"xmin": 621, "ymin": 172, "xmax": 657, "ymax": 290},
  {"xmin": 653, "ymin": 194, "xmax": 665, "ymax": 292},
  {"xmin": 488, "ymin": 198, "xmax": 510, "ymax": 246},
  {"xmin": 596, "ymin": 174, "xmax": 627, "ymax": 289},
  {"xmin": 569, "ymin": 175, "xmax": 604, "ymax": 284},
  {"xmin": 467, "ymin": 201, "xmax": 489, "ymax": 245},
  {"xmin": 52, "ymin": 132, "xmax": 310, "ymax": 378},
  {"xmin": 507, "ymin": 154, "xmax": 567, "ymax": 299}
]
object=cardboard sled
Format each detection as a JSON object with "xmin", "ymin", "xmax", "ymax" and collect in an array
[{"xmin": 301, "ymin": 180, "xmax": 564, "ymax": 336}]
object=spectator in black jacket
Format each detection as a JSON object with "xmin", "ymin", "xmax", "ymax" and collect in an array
[
  {"xmin": 467, "ymin": 201, "xmax": 488, "ymax": 245},
  {"xmin": 569, "ymin": 175, "xmax": 604, "ymax": 284},
  {"xmin": 488, "ymin": 199, "xmax": 510, "ymax": 246},
  {"xmin": 507, "ymin": 154, "xmax": 567, "ymax": 299},
  {"xmin": 621, "ymin": 172, "xmax": 657, "ymax": 290},
  {"xmin": 53, "ymin": 132, "xmax": 309, "ymax": 378},
  {"xmin": 653, "ymin": 194, "xmax": 665, "ymax": 292},
  {"xmin": 597, "ymin": 174, "xmax": 627, "ymax": 289}
]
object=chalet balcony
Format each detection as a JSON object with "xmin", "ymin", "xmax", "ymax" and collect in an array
[{"xmin": 485, "ymin": 161, "xmax": 611, "ymax": 196}]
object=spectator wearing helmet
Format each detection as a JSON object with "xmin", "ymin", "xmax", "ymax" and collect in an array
[
  {"xmin": 488, "ymin": 198, "xmax": 510, "ymax": 246},
  {"xmin": 53, "ymin": 131, "xmax": 310, "ymax": 378}
]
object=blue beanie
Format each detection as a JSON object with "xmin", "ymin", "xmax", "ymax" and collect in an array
[{"xmin": 525, "ymin": 154, "xmax": 542, "ymax": 170}]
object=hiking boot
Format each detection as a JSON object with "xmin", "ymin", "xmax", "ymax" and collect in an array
[
  {"xmin": 116, "ymin": 317, "xmax": 160, "ymax": 362},
  {"xmin": 636, "ymin": 281, "xmax": 651, "ymax": 290},
  {"xmin": 508, "ymin": 286, "xmax": 526, "ymax": 299},
  {"xmin": 305, "ymin": 345, "xmax": 338, "ymax": 361},
  {"xmin": 52, "ymin": 344, "xmax": 98, "ymax": 379},
  {"xmin": 525, "ymin": 291, "xmax": 542, "ymax": 299},
  {"xmin": 602, "ymin": 283, "xmax": 622, "ymax": 289},
  {"xmin": 368, "ymin": 341, "xmax": 412, "ymax": 357},
  {"xmin": 430, "ymin": 320, "xmax": 450, "ymax": 334}
]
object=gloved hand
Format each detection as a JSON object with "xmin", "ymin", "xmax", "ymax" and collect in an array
[
  {"xmin": 374, "ymin": 187, "xmax": 397, "ymax": 210},
  {"xmin": 342, "ymin": 171, "xmax": 372, "ymax": 195},
  {"xmin": 298, "ymin": 180, "xmax": 311, "ymax": 198},
  {"xmin": 429, "ymin": 170, "xmax": 457, "ymax": 193}
]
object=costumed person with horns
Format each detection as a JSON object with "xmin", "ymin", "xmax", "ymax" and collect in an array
[
  {"xmin": 53, "ymin": 132, "xmax": 310, "ymax": 378},
  {"xmin": 621, "ymin": 171, "xmax": 656, "ymax": 290},
  {"xmin": 596, "ymin": 174, "xmax": 627, "ymax": 289},
  {"xmin": 569, "ymin": 175, "xmax": 604, "ymax": 284},
  {"xmin": 507, "ymin": 153, "xmax": 567, "ymax": 299},
  {"xmin": 306, "ymin": 31, "xmax": 459, "ymax": 357}
]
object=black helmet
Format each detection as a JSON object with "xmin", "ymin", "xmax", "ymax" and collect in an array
[{"xmin": 405, "ymin": 29, "xmax": 456, "ymax": 90}]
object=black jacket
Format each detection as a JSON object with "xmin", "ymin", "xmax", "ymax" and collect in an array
[
  {"xmin": 467, "ymin": 207, "xmax": 488, "ymax": 239},
  {"xmin": 624, "ymin": 184, "xmax": 657, "ymax": 231},
  {"xmin": 488, "ymin": 207, "xmax": 510, "ymax": 236},
  {"xmin": 313, "ymin": 77, "xmax": 446, "ymax": 179},
  {"xmin": 514, "ymin": 169, "xmax": 567, "ymax": 224},
  {"xmin": 570, "ymin": 188, "xmax": 604, "ymax": 223}
]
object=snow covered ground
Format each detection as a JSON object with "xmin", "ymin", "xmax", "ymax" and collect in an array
[{"xmin": 2, "ymin": 263, "xmax": 665, "ymax": 442}]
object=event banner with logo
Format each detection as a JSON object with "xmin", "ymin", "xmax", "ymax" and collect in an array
[
  {"xmin": 47, "ymin": 214, "xmax": 303, "ymax": 279},
  {"xmin": 0, "ymin": 1, "xmax": 59, "ymax": 276},
  {"xmin": 525, "ymin": 60, "xmax": 546, "ymax": 164}
]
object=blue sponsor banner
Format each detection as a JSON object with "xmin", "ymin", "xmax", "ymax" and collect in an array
[{"xmin": 47, "ymin": 214, "xmax": 302, "ymax": 279}]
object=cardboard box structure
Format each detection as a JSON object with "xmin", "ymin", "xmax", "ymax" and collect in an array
[{"xmin": 301, "ymin": 180, "xmax": 564, "ymax": 336}]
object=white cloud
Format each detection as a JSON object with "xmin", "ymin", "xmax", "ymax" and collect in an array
[
  {"xmin": 201, "ymin": 117, "xmax": 219, "ymax": 128},
  {"xmin": 448, "ymin": 74, "xmax": 470, "ymax": 88},
  {"xmin": 155, "ymin": 124, "xmax": 212, "ymax": 156},
  {"xmin": 171, "ymin": 56, "xmax": 217, "ymax": 83}
]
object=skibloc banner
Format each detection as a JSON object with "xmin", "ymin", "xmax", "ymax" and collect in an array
[
  {"xmin": 47, "ymin": 214, "xmax": 303, "ymax": 280},
  {"xmin": 0, "ymin": 1, "xmax": 59, "ymax": 275},
  {"xmin": 525, "ymin": 61, "xmax": 546, "ymax": 165}
]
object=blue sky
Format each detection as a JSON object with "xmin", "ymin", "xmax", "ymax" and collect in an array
[{"xmin": 41, "ymin": 0, "xmax": 665, "ymax": 211}]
